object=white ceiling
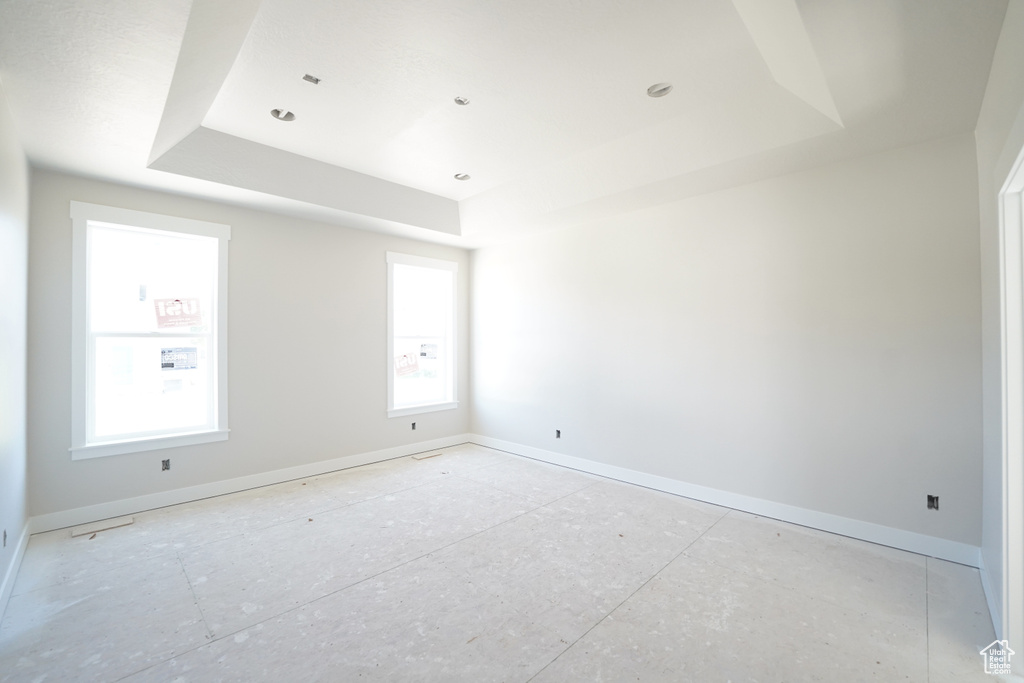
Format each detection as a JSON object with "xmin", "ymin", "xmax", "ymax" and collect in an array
[{"xmin": 0, "ymin": 0, "xmax": 1008, "ymax": 247}]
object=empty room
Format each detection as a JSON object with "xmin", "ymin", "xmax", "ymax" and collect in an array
[{"xmin": 2, "ymin": 0, "xmax": 1024, "ymax": 680}]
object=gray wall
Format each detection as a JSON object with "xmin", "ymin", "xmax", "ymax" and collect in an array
[
  {"xmin": 977, "ymin": 0, "xmax": 1024, "ymax": 640},
  {"xmin": 0, "ymin": 85, "xmax": 29, "ymax": 599},
  {"xmin": 471, "ymin": 133, "xmax": 983, "ymax": 546},
  {"xmin": 27, "ymin": 171, "xmax": 470, "ymax": 517}
]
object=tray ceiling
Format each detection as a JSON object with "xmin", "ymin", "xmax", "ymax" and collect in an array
[{"xmin": 0, "ymin": 0, "xmax": 1007, "ymax": 246}]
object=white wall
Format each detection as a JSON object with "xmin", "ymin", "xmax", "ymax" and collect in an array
[
  {"xmin": 977, "ymin": 0, "xmax": 1024, "ymax": 646},
  {"xmin": 0, "ymin": 84, "xmax": 29, "ymax": 609},
  {"xmin": 472, "ymin": 133, "xmax": 982, "ymax": 547},
  {"xmin": 27, "ymin": 171, "xmax": 470, "ymax": 518}
]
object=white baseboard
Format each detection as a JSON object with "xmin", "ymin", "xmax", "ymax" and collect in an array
[
  {"xmin": 979, "ymin": 554, "xmax": 1004, "ymax": 640},
  {"xmin": 0, "ymin": 522, "xmax": 31, "ymax": 623},
  {"xmin": 28, "ymin": 434, "xmax": 472, "ymax": 535},
  {"xmin": 16, "ymin": 431, "xmax": 983, "ymax": 607},
  {"xmin": 469, "ymin": 434, "xmax": 982, "ymax": 567}
]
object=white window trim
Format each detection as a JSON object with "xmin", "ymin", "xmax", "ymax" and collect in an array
[
  {"xmin": 386, "ymin": 251, "xmax": 458, "ymax": 418},
  {"xmin": 70, "ymin": 201, "xmax": 230, "ymax": 459}
]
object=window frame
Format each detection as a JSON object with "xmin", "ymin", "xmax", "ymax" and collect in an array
[
  {"xmin": 386, "ymin": 251, "xmax": 458, "ymax": 418},
  {"xmin": 70, "ymin": 201, "xmax": 230, "ymax": 459}
]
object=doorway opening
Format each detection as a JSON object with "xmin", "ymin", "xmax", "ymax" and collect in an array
[{"xmin": 998, "ymin": 144, "xmax": 1024, "ymax": 658}]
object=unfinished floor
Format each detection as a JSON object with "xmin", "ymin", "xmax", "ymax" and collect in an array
[{"xmin": 0, "ymin": 444, "xmax": 996, "ymax": 681}]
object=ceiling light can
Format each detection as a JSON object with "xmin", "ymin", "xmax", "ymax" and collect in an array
[
  {"xmin": 454, "ymin": 96, "xmax": 470, "ymax": 106},
  {"xmin": 454, "ymin": 173, "xmax": 471, "ymax": 181},
  {"xmin": 647, "ymin": 82, "xmax": 673, "ymax": 98},
  {"xmin": 271, "ymin": 109, "xmax": 296, "ymax": 121}
]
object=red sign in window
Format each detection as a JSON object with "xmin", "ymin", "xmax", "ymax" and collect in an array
[
  {"xmin": 154, "ymin": 298, "xmax": 202, "ymax": 329},
  {"xmin": 395, "ymin": 353, "xmax": 420, "ymax": 376}
]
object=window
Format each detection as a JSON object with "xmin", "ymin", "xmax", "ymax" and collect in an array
[
  {"xmin": 70, "ymin": 201, "xmax": 230, "ymax": 459},
  {"xmin": 387, "ymin": 252, "xmax": 457, "ymax": 417}
]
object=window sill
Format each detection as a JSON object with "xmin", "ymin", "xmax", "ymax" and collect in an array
[
  {"xmin": 387, "ymin": 401, "xmax": 459, "ymax": 419},
  {"xmin": 71, "ymin": 429, "xmax": 229, "ymax": 460}
]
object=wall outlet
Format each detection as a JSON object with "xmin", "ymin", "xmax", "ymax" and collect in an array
[
  {"xmin": 162, "ymin": 459, "xmax": 170, "ymax": 471},
  {"xmin": 927, "ymin": 494, "xmax": 939, "ymax": 510},
  {"xmin": 411, "ymin": 422, "xmax": 416, "ymax": 430},
  {"xmin": 556, "ymin": 429, "xmax": 561, "ymax": 439}
]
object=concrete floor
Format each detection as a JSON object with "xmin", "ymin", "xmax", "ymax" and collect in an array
[{"xmin": 0, "ymin": 444, "xmax": 997, "ymax": 681}]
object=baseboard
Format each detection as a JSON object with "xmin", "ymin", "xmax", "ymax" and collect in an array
[
  {"xmin": 19, "ymin": 432, "xmax": 983, "ymax": 581},
  {"xmin": 979, "ymin": 553, "xmax": 1004, "ymax": 640},
  {"xmin": 0, "ymin": 522, "xmax": 31, "ymax": 623},
  {"xmin": 469, "ymin": 434, "xmax": 982, "ymax": 567},
  {"xmin": 28, "ymin": 434, "xmax": 472, "ymax": 535}
]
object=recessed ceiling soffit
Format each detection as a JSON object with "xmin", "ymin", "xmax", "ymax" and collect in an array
[{"xmin": 142, "ymin": 0, "xmax": 1002, "ymax": 243}]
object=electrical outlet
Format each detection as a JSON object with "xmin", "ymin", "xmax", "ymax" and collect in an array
[
  {"xmin": 927, "ymin": 494, "xmax": 939, "ymax": 510},
  {"xmin": 162, "ymin": 459, "xmax": 170, "ymax": 471},
  {"xmin": 412, "ymin": 422, "xmax": 416, "ymax": 430},
  {"xmin": 556, "ymin": 429, "xmax": 561, "ymax": 439}
]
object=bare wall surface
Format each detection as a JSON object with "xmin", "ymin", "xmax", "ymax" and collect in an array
[
  {"xmin": 471, "ymin": 133, "xmax": 982, "ymax": 546},
  {"xmin": 976, "ymin": 0, "xmax": 1024, "ymax": 644},
  {"xmin": 0, "ymin": 84, "xmax": 29, "ymax": 599},
  {"xmin": 27, "ymin": 171, "xmax": 470, "ymax": 517}
]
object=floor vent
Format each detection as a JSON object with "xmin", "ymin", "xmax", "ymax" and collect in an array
[
  {"xmin": 412, "ymin": 451, "xmax": 444, "ymax": 461},
  {"xmin": 71, "ymin": 516, "xmax": 134, "ymax": 537}
]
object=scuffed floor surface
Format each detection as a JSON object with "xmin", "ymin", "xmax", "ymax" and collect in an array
[{"xmin": 0, "ymin": 444, "xmax": 996, "ymax": 681}]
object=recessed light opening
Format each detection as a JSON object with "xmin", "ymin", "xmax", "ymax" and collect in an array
[
  {"xmin": 454, "ymin": 96, "xmax": 470, "ymax": 106},
  {"xmin": 454, "ymin": 173, "xmax": 471, "ymax": 181},
  {"xmin": 302, "ymin": 74, "xmax": 321, "ymax": 85},
  {"xmin": 271, "ymin": 109, "xmax": 296, "ymax": 121},
  {"xmin": 647, "ymin": 82, "xmax": 673, "ymax": 98}
]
